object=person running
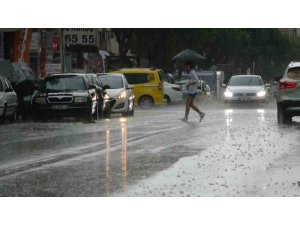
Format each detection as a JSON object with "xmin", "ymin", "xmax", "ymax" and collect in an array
[{"xmin": 180, "ymin": 61, "xmax": 205, "ymax": 122}]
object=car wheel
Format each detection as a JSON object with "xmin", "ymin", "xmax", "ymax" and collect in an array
[
  {"xmin": 129, "ymin": 106, "xmax": 134, "ymax": 117},
  {"xmin": 9, "ymin": 107, "xmax": 17, "ymax": 123},
  {"xmin": 103, "ymin": 105, "xmax": 111, "ymax": 119},
  {"xmin": 0, "ymin": 104, "xmax": 7, "ymax": 124},
  {"xmin": 92, "ymin": 102, "xmax": 99, "ymax": 120},
  {"xmin": 84, "ymin": 104, "xmax": 93, "ymax": 122},
  {"xmin": 277, "ymin": 103, "xmax": 292, "ymax": 125},
  {"xmin": 122, "ymin": 111, "xmax": 129, "ymax": 117},
  {"xmin": 164, "ymin": 95, "xmax": 171, "ymax": 105},
  {"xmin": 139, "ymin": 95, "xmax": 154, "ymax": 109},
  {"xmin": 32, "ymin": 110, "xmax": 41, "ymax": 122}
]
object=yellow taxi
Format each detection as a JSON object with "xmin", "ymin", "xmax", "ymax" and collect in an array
[{"xmin": 112, "ymin": 68, "xmax": 165, "ymax": 108}]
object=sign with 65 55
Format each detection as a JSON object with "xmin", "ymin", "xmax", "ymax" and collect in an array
[{"xmin": 64, "ymin": 28, "xmax": 96, "ymax": 46}]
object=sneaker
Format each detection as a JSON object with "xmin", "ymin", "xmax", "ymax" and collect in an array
[
  {"xmin": 199, "ymin": 112, "xmax": 205, "ymax": 122},
  {"xmin": 179, "ymin": 117, "xmax": 188, "ymax": 122}
]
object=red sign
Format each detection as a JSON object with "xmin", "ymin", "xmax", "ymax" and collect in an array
[{"xmin": 52, "ymin": 33, "xmax": 59, "ymax": 53}]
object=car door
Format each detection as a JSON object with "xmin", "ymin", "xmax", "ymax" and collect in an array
[
  {"xmin": 0, "ymin": 78, "xmax": 5, "ymax": 116},
  {"xmin": 3, "ymin": 78, "xmax": 15, "ymax": 115}
]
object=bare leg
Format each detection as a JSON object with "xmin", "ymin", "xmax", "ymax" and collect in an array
[
  {"xmin": 185, "ymin": 96, "xmax": 193, "ymax": 118},
  {"xmin": 191, "ymin": 103, "xmax": 201, "ymax": 114},
  {"xmin": 191, "ymin": 97, "xmax": 205, "ymax": 121}
]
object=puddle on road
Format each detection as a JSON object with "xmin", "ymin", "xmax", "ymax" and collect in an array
[{"xmin": 104, "ymin": 118, "xmax": 128, "ymax": 195}]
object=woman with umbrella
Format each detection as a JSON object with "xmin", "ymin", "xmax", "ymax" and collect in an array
[{"xmin": 180, "ymin": 60, "xmax": 205, "ymax": 122}]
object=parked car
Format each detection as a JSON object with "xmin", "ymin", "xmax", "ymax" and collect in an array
[
  {"xmin": 0, "ymin": 60, "xmax": 36, "ymax": 121},
  {"xmin": 0, "ymin": 75, "xmax": 18, "ymax": 124},
  {"xmin": 161, "ymin": 72, "xmax": 176, "ymax": 84},
  {"xmin": 97, "ymin": 73, "xmax": 134, "ymax": 117},
  {"xmin": 84, "ymin": 73, "xmax": 111, "ymax": 118},
  {"xmin": 163, "ymin": 81, "xmax": 183, "ymax": 104},
  {"xmin": 176, "ymin": 78, "xmax": 207, "ymax": 98},
  {"xmin": 276, "ymin": 61, "xmax": 300, "ymax": 124},
  {"xmin": 112, "ymin": 68, "xmax": 165, "ymax": 108},
  {"xmin": 223, "ymin": 75, "xmax": 269, "ymax": 103},
  {"xmin": 204, "ymin": 84, "xmax": 212, "ymax": 99},
  {"xmin": 32, "ymin": 73, "xmax": 99, "ymax": 121}
]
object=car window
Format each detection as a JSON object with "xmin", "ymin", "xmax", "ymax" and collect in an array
[
  {"xmin": 86, "ymin": 75, "xmax": 97, "ymax": 85},
  {"xmin": 158, "ymin": 71, "xmax": 163, "ymax": 82},
  {"xmin": 287, "ymin": 67, "xmax": 300, "ymax": 80},
  {"xmin": 123, "ymin": 73, "xmax": 150, "ymax": 84},
  {"xmin": 4, "ymin": 79, "xmax": 12, "ymax": 90},
  {"xmin": 99, "ymin": 76, "xmax": 124, "ymax": 89},
  {"xmin": 228, "ymin": 77, "xmax": 263, "ymax": 86},
  {"xmin": 123, "ymin": 77, "xmax": 129, "ymax": 88},
  {"xmin": 97, "ymin": 78, "xmax": 104, "ymax": 88},
  {"xmin": 0, "ymin": 79, "xmax": 4, "ymax": 92},
  {"xmin": 41, "ymin": 75, "xmax": 86, "ymax": 92}
]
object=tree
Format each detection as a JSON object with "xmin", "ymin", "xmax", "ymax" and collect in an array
[
  {"xmin": 112, "ymin": 28, "xmax": 134, "ymax": 67},
  {"xmin": 113, "ymin": 28, "xmax": 300, "ymax": 80}
]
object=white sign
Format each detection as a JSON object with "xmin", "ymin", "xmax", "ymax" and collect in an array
[
  {"xmin": 45, "ymin": 63, "xmax": 62, "ymax": 75},
  {"xmin": 31, "ymin": 32, "xmax": 40, "ymax": 51},
  {"xmin": 64, "ymin": 28, "xmax": 96, "ymax": 46}
]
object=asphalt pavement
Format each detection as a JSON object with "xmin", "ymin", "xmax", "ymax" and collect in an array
[{"xmin": 0, "ymin": 100, "xmax": 299, "ymax": 196}]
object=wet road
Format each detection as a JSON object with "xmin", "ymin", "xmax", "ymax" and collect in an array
[{"xmin": 0, "ymin": 101, "xmax": 300, "ymax": 196}]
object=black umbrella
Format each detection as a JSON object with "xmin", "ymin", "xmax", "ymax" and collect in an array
[{"xmin": 172, "ymin": 49, "xmax": 205, "ymax": 61}]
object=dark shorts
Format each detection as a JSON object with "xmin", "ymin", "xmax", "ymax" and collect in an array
[{"xmin": 188, "ymin": 93, "xmax": 197, "ymax": 98}]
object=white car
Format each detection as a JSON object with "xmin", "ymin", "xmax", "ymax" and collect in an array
[
  {"xmin": 98, "ymin": 73, "xmax": 134, "ymax": 117},
  {"xmin": 0, "ymin": 76, "xmax": 18, "ymax": 124},
  {"xmin": 163, "ymin": 81, "xmax": 183, "ymax": 104},
  {"xmin": 223, "ymin": 75, "xmax": 269, "ymax": 103}
]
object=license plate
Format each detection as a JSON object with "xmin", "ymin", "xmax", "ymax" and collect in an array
[{"xmin": 51, "ymin": 105, "xmax": 69, "ymax": 110}]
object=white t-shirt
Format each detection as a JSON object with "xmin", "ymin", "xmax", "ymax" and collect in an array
[{"xmin": 188, "ymin": 70, "xmax": 199, "ymax": 94}]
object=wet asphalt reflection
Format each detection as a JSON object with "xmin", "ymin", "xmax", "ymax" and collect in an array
[{"xmin": 0, "ymin": 101, "xmax": 300, "ymax": 196}]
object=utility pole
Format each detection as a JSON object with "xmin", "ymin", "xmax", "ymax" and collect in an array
[{"xmin": 59, "ymin": 28, "xmax": 64, "ymax": 73}]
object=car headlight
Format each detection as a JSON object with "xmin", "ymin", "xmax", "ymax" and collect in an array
[
  {"xmin": 224, "ymin": 90, "xmax": 233, "ymax": 97},
  {"xmin": 104, "ymin": 94, "xmax": 109, "ymax": 100},
  {"xmin": 117, "ymin": 91, "xmax": 127, "ymax": 99},
  {"xmin": 257, "ymin": 90, "xmax": 266, "ymax": 97},
  {"xmin": 74, "ymin": 96, "xmax": 88, "ymax": 103},
  {"xmin": 34, "ymin": 97, "xmax": 47, "ymax": 104}
]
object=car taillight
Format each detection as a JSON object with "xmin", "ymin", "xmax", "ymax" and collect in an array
[
  {"xmin": 171, "ymin": 87, "xmax": 181, "ymax": 91},
  {"xmin": 279, "ymin": 81, "xmax": 297, "ymax": 89}
]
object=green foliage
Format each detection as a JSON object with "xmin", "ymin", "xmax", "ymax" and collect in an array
[{"xmin": 113, "ymin": 28, "xmax": 300, "ymax": 80}]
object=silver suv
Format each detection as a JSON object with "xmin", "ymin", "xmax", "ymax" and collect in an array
[{"xmin": 276, "ymin": 61, "xmax": 300, "ymax": 124}]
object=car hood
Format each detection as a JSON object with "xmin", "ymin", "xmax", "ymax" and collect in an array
[
  {"xmin": 106, "ymin": 88, "xmax": 124, "ymax": 97},
  {"xmin": 163, "ymin": 81, "xmax": 180, "ymax": 88},
  {"xmin": 227, "ymin": 86, "xmax": 265, "ymax": 93}
]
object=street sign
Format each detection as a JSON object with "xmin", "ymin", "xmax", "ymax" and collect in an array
[
  {"xmin": 45, "ymin": 63, "xmax": 62, "ymax": 75},
  {"xmin": 63, "ymin": 28, "xmax": 96, "ymax": 46},
  {"xmin": 30, "ymin": 32, "xmax": 40, "ymax": 51}
]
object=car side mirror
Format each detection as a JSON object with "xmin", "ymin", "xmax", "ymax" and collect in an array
[
  {"xmin": 221, "ymin": 83, "xmax": 227, "ymax": 88},
  {"xmin": 103, "ymin": 85, "xmax": 110, "ymax": 90},
  {"xmin": 127, "ymin": 84, "xmax": 134, "ymax": 89},
  {"xmin": 265, "ymin": 83, "xmax": 271, "ymax": 87},
  {"xmin": 89, "ymin": 84, "xmax": 97, "ymax": 90}
]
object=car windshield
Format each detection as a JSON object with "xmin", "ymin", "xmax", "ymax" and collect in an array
[
  {"xmin": 228, "ymin": 76, "xmax": 263, "ymax": 86},
  {"xmin": 99, "ymin": 76, "xmax": 124, "ymax": 89},
  {"xmin": 40, "ymin": 75, "xmax": 86, "ymax": 92}
]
